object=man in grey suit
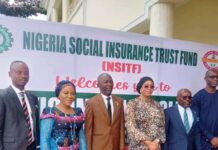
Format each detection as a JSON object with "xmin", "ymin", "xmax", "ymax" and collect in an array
[
  {"xmin": 0, "ymin": 60, "xmax": 39, "ymax": 150},
  {"xmin": 162, "ymin": 88, "xmax": 201, "ymax": 150}
]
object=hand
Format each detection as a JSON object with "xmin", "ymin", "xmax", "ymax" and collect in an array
[
  {"xmin": 210, "ymin": 137, "xmax": 218, "ymax": 148},
  {"xmin": 148, "ymin": 140, "xmax": 160, "ymax": 150},
  {"xmin": 143, "ymin": 140, "xmax": 152, "ymax": 146}
]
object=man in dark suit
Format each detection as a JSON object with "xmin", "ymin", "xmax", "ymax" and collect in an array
[
  {"xmin": 85, "ymin": 73, "xmax": 125, "ymax": 150},
  {"xmin": 162, "ymin": 88, "xmax": 201, "ymax": 150},
  {"xmin": 0, "ymin": 60, "xmax": 39, "ymax": 150}
]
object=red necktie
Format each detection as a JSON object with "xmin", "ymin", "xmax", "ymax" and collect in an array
[{"xmin": 20, "ymin": 92, "xmax": 33, "ymax": 146}]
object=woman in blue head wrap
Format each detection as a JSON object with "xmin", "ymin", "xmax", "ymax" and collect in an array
[{"xmin": 40, "ymin": 80, "xmax": 87, "ymax": 150}]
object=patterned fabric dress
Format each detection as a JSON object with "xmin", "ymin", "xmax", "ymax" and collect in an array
[
  {"xmin": 40, "ymin": 107, "xmax": 87, "ymax": 150},
  {"xmin": 125, "ymin": 98, "xmax": 166, "ymax": 150}
]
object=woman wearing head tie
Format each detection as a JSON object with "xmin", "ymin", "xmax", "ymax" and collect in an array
[
  {"xmin": 125, "ymin": 76, "xmax": 165, "ymax": 150},
  {"xmin": 40, "ymin": 80, "xmax": 87, "ymax": 150}
]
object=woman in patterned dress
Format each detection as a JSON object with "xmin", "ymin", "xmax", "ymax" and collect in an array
[
  {"xmin": 40, "ymin": 80, "xmax": 87, "ymax": 150},
  {"xmin": 125, "ymin": 76, "xmax": 165, "ymax": 150}
]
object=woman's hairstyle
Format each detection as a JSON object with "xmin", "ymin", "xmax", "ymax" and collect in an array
[
  {"xmin": 55, "ymin": 80, "xmax": 76, "ymax": 97},
  {"xmin": 136, "ymin": 76, "xmax": 154, "ymax": 94}
]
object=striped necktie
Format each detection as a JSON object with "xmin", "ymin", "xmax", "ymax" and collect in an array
[
  {"xmin": 20, "ymin": 92, "xmax": 33, "ymax": 146},
  {"xmin": 183, "ymin": 108, "xmax": 190, "ymax": 133}
]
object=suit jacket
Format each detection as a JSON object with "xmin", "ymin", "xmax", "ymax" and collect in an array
[
  {"xmin": 162, "ymin": 105, "xmax": 201, "ymax": 150},
  {"xmin": 85, "ymin": 94, "xmax": 125, "ymax": 150},
  {"xmin": 0, "ymin": 86, "xmax": 39, "ymax": 150}
]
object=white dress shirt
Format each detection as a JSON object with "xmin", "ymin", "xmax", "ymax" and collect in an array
[
  {"xmin": 101, "ymin": 94, "xmax": 114, "ymax": 119},
  {"xmin": 178, "ymin": 104, "xmax": 194, "ymax": 128},
  {"xmin": 11, "ymin": 84, "xmax": 35, "ymax": 141}
]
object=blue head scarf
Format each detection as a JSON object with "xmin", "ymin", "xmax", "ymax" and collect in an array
[{"xmin": 55, "ymin": 80, "xmax": 76, "ymax": 97}]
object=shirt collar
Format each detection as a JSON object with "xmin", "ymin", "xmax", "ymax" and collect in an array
[
  {"xmin": 101, "ymin": 93, "xmax": 111, "ymax": 99},
  {"xmin": 11, "ymin": 84, "xmax": 25, "ymax": 94},
  {"xmin": 178, "ymin": 104, "xmax": 190, "ymax": 111}
]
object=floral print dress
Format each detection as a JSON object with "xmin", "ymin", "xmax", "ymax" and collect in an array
[{"xmin": 125, "ymin": 98, "xmax": 165, "ymax": 150}]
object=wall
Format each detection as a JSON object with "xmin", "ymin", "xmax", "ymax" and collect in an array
[
  {"xmin": 85, "ymin": 0, "xmax": 145, "ymax": 30},
  {"xmin": 174, "ymin": 0, "xmax": 218, "ymax": 45}
]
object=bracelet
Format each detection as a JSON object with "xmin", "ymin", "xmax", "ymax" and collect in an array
[{"xmin": 155, "ymin": 139, "xmax": 160, "ymax": 143}]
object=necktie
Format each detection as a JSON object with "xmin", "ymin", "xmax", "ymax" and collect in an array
[
  {"xmin": 183, "ymin": 108, "xmax": 190, "ymax": 133},
  {"xmin": 106, "ymin": 97, "xmax": 112, "ymax": 123},
  {"xmin": 20, "ymin": 92, "xmax": 33, "ymax": 145}
]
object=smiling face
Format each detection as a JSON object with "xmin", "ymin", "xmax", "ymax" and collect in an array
[
  {"xmin": 58, "ymin": 84, "xmax": 76, "ymax": 107},
  {"xmin": 9, "ymin": 62, "xmax": 29, "ymax": 91},
  {"xmin": 140, "ymin": 80, "xmax": 154, "ymax": 98},
  {"xmin": 97, "ymin": 73, "xmax": 114, "ymax": 96}
]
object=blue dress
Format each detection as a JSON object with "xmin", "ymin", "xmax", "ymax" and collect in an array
[
  {"xmin": 191, "ymin": 89, "xmax": 218, "ymax": 150},
  {"xmin": 40, "ymin": 107, "xmax": 87, "ymax": 150}
]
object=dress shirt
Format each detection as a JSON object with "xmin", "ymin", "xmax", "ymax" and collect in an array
[
  {"xmin": 178, "ymin": 104, "xmax": 194, "ymax": 128},
  {"xmin": 11, "ymin": 84, "xmax": 35, "ymax": 141},
  {"xmin": 101, "ymin": 94, "xmax": 114, "ymax": 119}
]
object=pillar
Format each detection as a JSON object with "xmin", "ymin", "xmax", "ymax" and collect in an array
[
  {"xmin": 62, "ymin": 0, "xmax": 70, "ymax": 23},
  {"xmin": 150, "ymin": 2, "xmax": 174, "ymax": 38}
]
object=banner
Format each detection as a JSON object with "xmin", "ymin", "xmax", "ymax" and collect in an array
[{"xmin": 0, "ymin": 16, "xmax": 217, "ymax": 113}]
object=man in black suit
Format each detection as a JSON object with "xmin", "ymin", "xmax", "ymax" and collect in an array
[
  {"xmin": 0, "ymin": 60, "xmax": 39, "ymax": 150},
  {"xmin": 162, "ymin": 88, "xmax": 201, "ymax": 150}
]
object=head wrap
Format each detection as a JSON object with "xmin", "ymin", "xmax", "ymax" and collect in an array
[
  {"xmin": 136, "ymin": 76, "xmax": 154, "ymax": 94},
  {"xmin": 55, "ymin": 80, "xmax": 76, "ymax": 97}
]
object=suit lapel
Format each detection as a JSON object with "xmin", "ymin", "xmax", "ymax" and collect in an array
[
  {"xmin": 97, "ymin": 94, "xmax": 111, "ymax": 124},
  {"xmin": 7, "ymin": 86, "xmax": 24, "ymax": 114},
  {"xmin": 26, "ymin": 92, "xmax": 37, "ymax": 134},
  {"xmin": 26, "ymin": 92, "xmax": 36, "ymax": 119},
  {"xmin": 189, "ymin": 109, "xmax": 197, "ymax": 134},
  {"xmin": 173, "ymin": 105, "xmax": 187, "ymax": 134},
  {"xmin": 112, "ymin": 95, "xmax": 119, "ymax": 124}
]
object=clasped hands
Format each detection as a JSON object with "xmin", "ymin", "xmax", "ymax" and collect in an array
[{"xmin": 144, "ymin": 139, "xmax": 160, "ymax": 150}]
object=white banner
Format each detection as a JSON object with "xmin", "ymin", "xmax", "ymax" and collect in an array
[{"xmin": 0, "ymin": 16, "xmax": 217, "ymax": 111}]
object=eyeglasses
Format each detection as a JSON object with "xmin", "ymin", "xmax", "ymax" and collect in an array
[
  {"xmin": 144, "ymin": 85, "xmax": 155, "ymax": 89},
  {"xmin": 181, "ymin": 96, "xmax": 192, "ymax": 100},
  {"xmin": 208, "ymin": 75, "xmax": 218, "ymax": 79}
]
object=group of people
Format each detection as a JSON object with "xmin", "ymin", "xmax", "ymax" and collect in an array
[
  {"xmin": 162, "ymin": 68, "xmax": 218, "ymax": 150},
  {"xmin": 0, "ymin": 60, "xmax": 217, "ymax": 150}
]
